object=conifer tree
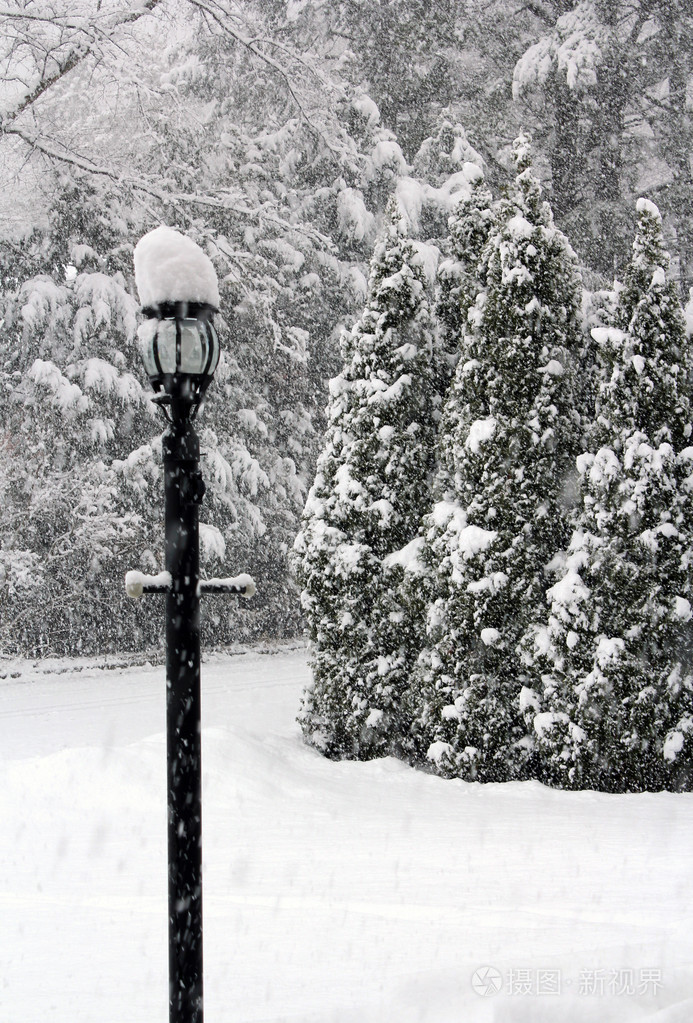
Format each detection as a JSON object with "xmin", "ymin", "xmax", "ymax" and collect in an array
[
  {"xmin": 528, "ymin": 198, "xmax": 693, "ymax": 792},
  {"xmin": 293, "ymin": 200, "xmax": 437, "ymax": 758},
  {"xmin": 396, "ymin": 166, "xmax": 496, "ymax": 758},
  {"xmin": 412, "ymin": 135, "xmax": 583, "ymax": 782}
]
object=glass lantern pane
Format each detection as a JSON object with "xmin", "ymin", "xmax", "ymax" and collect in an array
[
  {"xmin": 137, "ymin": 316, "xmax": 219, "ymax": 383},
  {"xmin": 137, "ymin": 320, "xmax": 161, "ymax": 376},
  {"xmin": 154, "ymin": 320, "xmax": 178, "ymax": 374},
  {"xmin": 179, "ymin": 320, "xmax": 205, "ymax": 373},
  {"xmin": 207, "ymin": 324, "xmax": 220, "ymax": 374}
]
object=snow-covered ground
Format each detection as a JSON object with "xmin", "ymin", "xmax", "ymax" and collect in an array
[{"xmin": 2, "ymin": 645, "xmax": 693, "ymax": 1022}]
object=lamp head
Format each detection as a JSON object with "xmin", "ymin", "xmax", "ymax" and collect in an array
[{"xmin": 138, "ymin": 301, "xmax": 220, "ymax": 412}]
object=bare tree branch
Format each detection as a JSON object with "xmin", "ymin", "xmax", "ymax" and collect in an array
[{"xmin": 0, "ymin": 0, "xmax": 355, "ymax": 208}]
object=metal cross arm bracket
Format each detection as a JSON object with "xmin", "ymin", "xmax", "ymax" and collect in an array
[
  {"xmin": 125, "ymin": 569, "xmax": 257, "ymax": 599},
  {"xmin": 199, "ymin": 574, "xmax": 257, "ymax": 598},
  {"xmin": 125, "ymin": 570, "xmax": 172, "ymax": 598}
]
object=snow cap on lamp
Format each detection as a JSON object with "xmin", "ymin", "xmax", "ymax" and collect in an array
[{"xmin": 134, "ymin": 225, "xmax": 220, "ymax": 312}]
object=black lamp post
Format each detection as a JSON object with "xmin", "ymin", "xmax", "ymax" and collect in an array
[{"xmin": 126, "ymin": 233, "xmax": 255, "ymax": 1023}]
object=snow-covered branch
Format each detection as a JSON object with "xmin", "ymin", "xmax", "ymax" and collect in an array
[
  {"xmin": 185, "ymin": 0, "xmax": 344, "ymax": 155},
  {"xmin": 2, "ymin": 121, "xmax": 331, "ymax": 251},
  {"xmin": 0, "ymin": 0, "xmax": 163, "ymax": 128},
  {"xmin": 516, "ymin": 0, "xmax": 563, "ymax": 26}
]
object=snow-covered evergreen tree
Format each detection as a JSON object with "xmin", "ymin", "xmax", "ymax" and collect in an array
[
  {"xmin": 528, "ymin": 198, "xmax": 693, "ymax": 792},
  {"xmin": 412, "ymin": 135, "xmax": 583, "ymax": 782},
  {"xmin": 394, "ymin": 167, "xmax": 496, "ymax": 753},
  {"xmin": 294, "ymin": 200, "xmax": 437, "ymax": 758},
  {"xmin": 606, "ymin": 201, "xmax": 692, "ymax": 451},
  {"xmin": 412, "ymin": 115, "xmax": 482, "ymax": 188},
  {"xmin": 0, "ymin": 177, "xmax": 157, "ymax": 654}
]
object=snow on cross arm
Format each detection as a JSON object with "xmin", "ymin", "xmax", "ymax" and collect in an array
[{"xmin": 133, "ymin": 226, "xmax": 220, "ymax": 310}]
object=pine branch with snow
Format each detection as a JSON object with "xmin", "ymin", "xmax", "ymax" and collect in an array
[{"xmin": 433, "ymin": 164, "xmax": 495, "ymax": 401}]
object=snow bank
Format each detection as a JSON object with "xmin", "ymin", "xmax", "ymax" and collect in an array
[
  {"xmin": 134, "ymin": 226, "xmax": 220, "ymax": 310},
  {"xmin": 3, "ymin": 651, "xmax": 693, "ymax": 1022}
]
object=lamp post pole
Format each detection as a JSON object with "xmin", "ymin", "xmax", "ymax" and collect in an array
[
  {"xmin": 126, "ymin": 227, "xmax": 257, "ymax": 1023},
  {"xmin": 164, "ymin": 403, "xmax": 205, "ymax": 1023}
]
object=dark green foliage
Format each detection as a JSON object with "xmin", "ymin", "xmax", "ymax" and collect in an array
[{"xmin": 434, "ymin": 166, "xmax": 495, "ymax": 402}]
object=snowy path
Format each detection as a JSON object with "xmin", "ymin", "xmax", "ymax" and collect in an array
[{"xmin": 1, "ymin": 646, "xmax": 693, "ymax": 1022}]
